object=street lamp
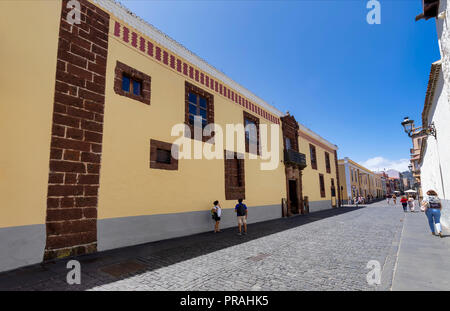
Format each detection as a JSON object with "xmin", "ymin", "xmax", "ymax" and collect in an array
[{"xmin": 401, "ymin": 116, "xmax": 436, "ymax": 138}]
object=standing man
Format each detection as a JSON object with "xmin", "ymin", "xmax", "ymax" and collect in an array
[{"xmin": 235, "ymin": 199, "xmax": 248, "ymax": 235}]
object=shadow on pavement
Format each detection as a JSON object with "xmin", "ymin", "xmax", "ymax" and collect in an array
[{"xmin": 0, "ymin": 205, "xmax": 368, "ymax": 290}]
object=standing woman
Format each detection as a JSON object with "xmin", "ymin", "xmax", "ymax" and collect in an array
[
  {"xmin": 421, "ymin": 190, "xmax": 443, "ymax": 238},
  {"xmin": 211, "ymin": 200, "xmax": 222, "ymax": 233},
  {"xmin": 400, "ymin": 195, "xmax": 408, "ymax": 212}
]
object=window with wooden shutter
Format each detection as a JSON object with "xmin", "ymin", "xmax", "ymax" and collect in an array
[
  {"xmin": 310, "ymin": 144, "xmax": 317, "ymax": 170},
  {"xmin": 319, "ymin": 173, "xmax": 326, "ymax": 198},
  {"xmin": 325, "ymin": 152, "xmax": 331, "ymax": 174},
  {"xmin": 224, "ymin": 151, "xmax": 245, "ymax": 200}
]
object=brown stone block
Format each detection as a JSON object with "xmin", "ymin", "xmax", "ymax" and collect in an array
[
  {"xmin": 61, "ymin": 197, "xmax": 75, "ymax": 208},
  {"xmin": 66, "ymin": 127, "xmax": 84, "ymax": 140},
  {"xmin": 51, "ymin": 137, "xmax": 91, "ymax": 152},
  {"xmin": 84, "ymin": 185, "xmax": 99, "ymax": 196},
  {"xmin": 83, "ymin": 207, "xmax": 97, "ymax": 218},
  {"xmin": 53, "ymin": 113, "xmax": 80, "ymax": 128},
  {"xmin": 63, "ymin": 150, "xmax": 80, "ymax": 161},
  {"xmin": 50, "ymin": 148, "xmax": 63, "ymax": 160},
  {"xmin": 48, "ymin": 185, "xmax": 84, "ymax": 196},
  {"xmin": 84, "ymin": 131, "xmax": 102, "ymax": 143},
  {"xmin": 50, "ymin": 160, "xmax": 85, "ymax": 173},
  {"xmin": 67, "ymin": 107, "xmax": 94, "ymax": 120},
  {"xmin": 49, "ymin": 173, "xmax": 64, "ymax": 184},
  {"xmin": 47, "ymin": 198, "xmax": 60, "ymax": 209},
  {"xmin": 64, "ymin": 173, "xmax": 78, "ymax": 184},
  {"xmin": 46, "ymin": 208, "xmax": 82, "ymax": 222},
  {"xmin": 54, "ymin": 92, "xmax": 83, "ymax": 108},
  {"xmin": 75, "ymin": 196, "xmax": 97, "ymax": 207},
  {"xmin": 77, "ymin": 174, "xmax": 99, "ymax": 185}
]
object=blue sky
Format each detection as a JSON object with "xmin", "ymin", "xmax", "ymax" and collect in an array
[{"xmin": 123, "ymin": 0, "xmax": 440, "ymax": 172}]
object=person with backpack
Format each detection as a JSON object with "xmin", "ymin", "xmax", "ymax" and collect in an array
[
  {"xmin": 421, "ymin": 190, "xmax": 444, "ymax": 238},
  {"xmin": 211, "ymin": 200, "xmax": 222, "ymax": 233},
  {"xmin": 235, "ymin": 198, "xmax": 248, "ymax": 235}
]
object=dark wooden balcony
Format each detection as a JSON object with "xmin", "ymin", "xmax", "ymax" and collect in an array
[{"xmin": 284, "ymin": 149, "xmax": 307, "ymax": 169}]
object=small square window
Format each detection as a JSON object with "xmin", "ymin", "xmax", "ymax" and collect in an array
[
  {"xmin": 156, "ymin": 148, "xmax": 171, "ymax": 164},
  {"xmin": 115, "ymin": 61, "xmax": 151, "ymax": 105},
  {"xmin": 150, "ymin": 139, "xmax": 178, "ymax": 170}
]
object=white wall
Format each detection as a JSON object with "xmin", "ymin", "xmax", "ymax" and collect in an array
[{"xmin": 421, "ymin": 2, "xmax": 450, "ymax": 228}]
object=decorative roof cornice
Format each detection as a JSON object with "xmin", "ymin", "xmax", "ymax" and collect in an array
[
  {"xmin": 91, "ymin": 0, "xmax": 284, "ymax": 117},
  {"xmin": 298, "ymin": 123, "xmax": 338, "ymax": 151},
  {"xmin": 422, "ymin": 60, "xmax": 441, "ymax": 127}
]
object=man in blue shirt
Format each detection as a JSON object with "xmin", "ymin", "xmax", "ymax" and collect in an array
[{"xmin": 235, "ymin": 198, "xmax": 248, "ymax": 235}]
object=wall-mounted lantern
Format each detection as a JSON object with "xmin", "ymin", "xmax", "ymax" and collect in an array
[{"xmin": 401, "ymin": 116, "xmax": 436, "ymax": 138}]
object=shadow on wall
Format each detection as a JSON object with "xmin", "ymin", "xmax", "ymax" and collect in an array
[{"xmin": 0, "ymin": 205, "xmax": 368, "ymax": 290}]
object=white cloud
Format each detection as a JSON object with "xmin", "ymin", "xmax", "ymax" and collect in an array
[{"xmin": 360, "ymin": 156, "xmax": 410, "ymax": 172}]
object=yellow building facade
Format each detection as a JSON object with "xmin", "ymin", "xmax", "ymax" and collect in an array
[
  {"xmin": 0, "ymin": 0, "xmax": 340, "ymax": 272},
  {"xmin": 298, "ymin": 125, "xmax": 341, "ymax": 212}
]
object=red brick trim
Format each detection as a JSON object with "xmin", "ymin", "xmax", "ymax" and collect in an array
[
  {"xmin": 149, "ymin": 139, "xmax": 178, "ymax": 170},
  {"xmin": 184, "ymin": 81, "xmax": 214, "ymax": 142},
  {"xmin": 114, "ymin": 61, "xmax": 151, "ymax": 105},
  {"xmin": 243, "ymin": 111, "xmax": 260, "ymax": 155},
  {"xmin": 44, "ymin": 0, "xmax": 109, "ymax": 261},
  {"xmin": 224, "ymin": 151, "xmax": 245, "ymax": 200}
]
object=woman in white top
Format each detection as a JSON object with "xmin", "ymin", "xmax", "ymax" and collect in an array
[{"xmin": 212, "ymin": 200, "xmax": 222, "ymax": 233}]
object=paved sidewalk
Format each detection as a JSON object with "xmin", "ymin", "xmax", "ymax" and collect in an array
[{"xmin": 392, "ymin": 210, "xmax": 450, "ymax": 290}]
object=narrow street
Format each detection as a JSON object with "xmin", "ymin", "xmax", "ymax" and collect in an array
[{"xmin": 1, "ymin": 201, "xmax": 448, "ymax": 291}]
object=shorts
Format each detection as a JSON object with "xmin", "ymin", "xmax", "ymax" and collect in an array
[
  {"xmin": 214, "ymin": 216, "xmax": 221, "ymax": 221},
  {"xmin": 237, "ymin": 216, "xmax": 247, "ymax": 225}
]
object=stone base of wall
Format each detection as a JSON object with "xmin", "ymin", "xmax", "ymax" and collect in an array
[
  {"xmin": 308, "ymin": 200, "xmax": 332, "ymax": 213},
  {"xmin": 98, "ymin": 204, "xmax": 281, "ymax": 251},
  {"xmin": 0, "ymin": 224, "xmax": 46, "ymax": 273}
]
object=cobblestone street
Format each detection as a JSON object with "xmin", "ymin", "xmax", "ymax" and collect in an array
[{"xmin": 1, "ymin": 201, "xmax": 418, "ymax": 291}]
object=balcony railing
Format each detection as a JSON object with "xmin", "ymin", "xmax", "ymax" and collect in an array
[{"xmin": 284, "ymin": 149, "xmax": 307, "ymax": 169}]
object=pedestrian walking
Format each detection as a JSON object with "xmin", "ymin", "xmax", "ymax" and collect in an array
[
  {"xmin": 392, "ymin": 194, "xmax": 397, "ymax": 205},
  {"xmin": 421, "ymin": 190, "xmax": 444, "ymax": 238},
  {"xmin": 211, "ymin": 200, "xmax": 222, "ymax": 233},
  {"xmin": 408, "ymin": 196, "xmax": 415, "ymax": 212},
  {"xmin": 235, "ymin": 198, "xmax": 248, "ymax": 235},
  {"xmin": 400, "ymin": 196, "xmax": 408, "ymax": 212},
  {"xmin": 386, "ymin": 194, "xmax": 390, "ymax": 205}
]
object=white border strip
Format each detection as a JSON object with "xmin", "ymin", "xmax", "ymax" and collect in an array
[{"xmin": 298, "ymin": 123, "xmax": 338, "ymax": 151}]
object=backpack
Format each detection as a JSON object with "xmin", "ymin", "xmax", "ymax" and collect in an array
[{"xmin": 236, "ymin": 203, "xmax": 246, "ymax": 216}]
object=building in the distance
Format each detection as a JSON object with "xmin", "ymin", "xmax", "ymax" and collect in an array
[{"xmin": 338, "ymin": 158, "xmax": 384, "ymax": 204}]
